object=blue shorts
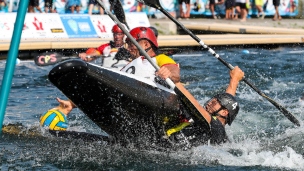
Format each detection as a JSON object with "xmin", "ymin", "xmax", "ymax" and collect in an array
[{"xmin": 67, "ymin": 0, "xmax": 80, "ymax": 7}]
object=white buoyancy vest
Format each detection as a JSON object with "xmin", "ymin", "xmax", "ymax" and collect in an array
[
  {"xmin": 121, "ymin": 56, "xmax": 157, "ymax": 81},
  {"xmin": 102, "ymin": 53, "xmax": 129, "ymax": 70},
  {"xmin": 97, "ymin": 45, "xmax": 129, "ymax": 70}
]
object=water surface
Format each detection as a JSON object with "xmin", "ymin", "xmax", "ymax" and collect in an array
[{"xmin": 1, "ymin": 45, "xmax": 304, "ymax": 170}]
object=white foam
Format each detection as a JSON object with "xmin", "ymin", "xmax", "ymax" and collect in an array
[{"xmin": 187, "ymin": 140, "xmax": 304, "ymax": 170}]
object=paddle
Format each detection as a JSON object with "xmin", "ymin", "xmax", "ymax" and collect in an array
[
  {"xmin": 34, "ymin": 52, "xmax": 102, "ymax": 66},
  {"xmin": 140, "ymin": 0, "xmax": 300, "ymax": 126},
  {"xmin": 95, "ymin": 0, "xmax": 212, "ymax": 128},
  {"xmin": 108, "ymin": 0, "xmax": 130, "ymax": 30}
]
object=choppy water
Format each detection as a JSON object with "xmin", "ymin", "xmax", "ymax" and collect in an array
[{"xmin": 1, "ymin": 45, "xmax": 304, "ymax": 170}]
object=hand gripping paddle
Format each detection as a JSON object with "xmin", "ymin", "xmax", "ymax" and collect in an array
[{"xmin": 139, "ymin": 0, "xmax": 300, "ymax": 126}]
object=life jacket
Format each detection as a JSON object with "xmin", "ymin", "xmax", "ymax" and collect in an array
[
  {"xmin": 209, "ymin": 116, "xmax": 228, "ymax": 144},
  {"xmin": 120, "ymin": 54, "xmax": 177, "ymax": 82},
  {"xmin": 164, "ymin": 115, "xmax": 228, "ymax": 150},
  {"xmin": 96, "ymin": 41, "xmax": 128, "ymax": 69}
]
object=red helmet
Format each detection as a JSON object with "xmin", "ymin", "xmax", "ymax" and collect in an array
[
  {"xmin": 85, "ymin": 48, "xmax": 100, "ymax": 55},
  {"xmin": 111, "ymin": 24, "xmax": 124, "ymax": 33},
  {"xmin": 127, "ymin": 27, "xmax": 158, "ymax": 48}
]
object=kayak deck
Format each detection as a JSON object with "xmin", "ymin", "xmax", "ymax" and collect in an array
[{"xmin": 49, "ymin": 60, "xmax": 180, "ymax": 142}]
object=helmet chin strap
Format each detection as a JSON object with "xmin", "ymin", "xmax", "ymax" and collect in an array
[
  {"xmin": 145, "ymin": 47, "xmax": 152, "ymax": 52},
  {"xmin": 211, "ymin": 107, "xmax": 228, "ymax": 123},
  {"xmin": 139, "ymin": 46, "xmax": 152, "ymax": 56},
  {"xmin": 213, "ymin": 113, "xmax": 227, "ymax": 120}
]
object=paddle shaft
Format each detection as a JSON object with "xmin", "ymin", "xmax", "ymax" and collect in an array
[
  {"xmin": 34, "ymin": 52, "xmax": 106, "ymax": 66},
  {"xmin": 148, "ymin": 5, "xmax": 300, "ymax": 126},
  {"xmin": 154, "ymin": 9, "xmax": 270, "ymax": 95},
  {"xmin": 97, "ymin": 0, "xmax": 215, "ymax": 129},
  {"xmin": 95, "ymin": 0, "xmax": 176, "ymax": 87},
  {"xmin": 96, "ymin": 0, "xmax": 212, "ymax": 124}
]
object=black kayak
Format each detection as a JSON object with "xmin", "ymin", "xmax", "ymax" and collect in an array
[{"xmin": 48, "ymin": 59, "xmax": 211, "ymax": 148}]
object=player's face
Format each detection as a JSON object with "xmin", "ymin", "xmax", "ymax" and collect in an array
[
  {"xmin": 205, "ymin": 98, "xmax": 224, "ymax": 114},
  {"xmin": 113, "ymin": 33, "xmax": 125, "ymax": 47},
  {"xmin": 126, "ymin": 39, "xmax": 145, "ymax": 59}
]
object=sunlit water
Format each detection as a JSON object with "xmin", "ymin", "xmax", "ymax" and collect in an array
[{"xmin": 1, "ymin": 45, "xmax": 304, "ymax": 170}]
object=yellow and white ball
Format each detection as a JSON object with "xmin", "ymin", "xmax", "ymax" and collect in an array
[{"xmin": 40, "ymin": 109, "xmax": 68, "ymax": 131}]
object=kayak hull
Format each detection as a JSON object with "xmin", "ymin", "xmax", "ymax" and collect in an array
[{"xmin": 48, "ymin": 60, "xmax": 181, "ymax": 143}]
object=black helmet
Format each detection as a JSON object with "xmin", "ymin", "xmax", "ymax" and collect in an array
[
  {"xmin": 213, "ymin": 93, "xmax": 239, "ymax": 126},
  {"xmin": 149, "ymin": 26, "xmax": 158, "ymax": 38}
]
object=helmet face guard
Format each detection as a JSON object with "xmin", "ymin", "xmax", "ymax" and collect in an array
[
  {"xmin": 126, "ymin": 27, "xmax": 158, "ymax": 48},
  {"xmin": 204, "ymin": 98, "xmax": 226, "ymax": 116},
  {"xmin": 206, "ymin": 93, "xmax": 239, "ymax": 125}
]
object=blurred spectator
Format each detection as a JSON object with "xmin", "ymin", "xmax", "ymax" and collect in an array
[
  {"xmin": 193, "ymin": 0, "xmax": 201, "ymax": 12},
  {"xmin": 0, "ymin": 0, "xmax": 7, "ymax": 12},
  {"xmin": 209, "ymin": 0, "xmax": 216, "ymax": 19},
  {"xmin": 88, "ymin": 0, "xmax": 104, "ymax": 15},
  {"xmin": 178, "ymin": 0, "xmax": 191, "ymax": 19},
  {"xmin": 234, "ymin": 0, "xmax": 240, "ymax": 19},
  {"xmin": 136, "ymin": 2, "xmax": 148, "ymax": 12},
  {"xmin": 210, "ymin": 0, "xmax": 225, "ymax": 19},
  {"xmin": 288, "ymin": 0, "xmax": 296, "ymax": 13},
  {"xmin": 273, "ymin": 0, "xmax": 281, "ymax": 20},
  {"xmin": 28, "ymin": 0, "xmax": 43, "ymax": 13},
  {"xmin": 44, "ymin": 0, "xmax": 56, "ymax": 13},
  {"xmin": 246, "ymin": 0, "xmax": 251, "ymax": 19},
  {"xmin": 255, "ymin": 0, "xmax": 265, "ymax": 19},
  {"xmin": 67, "ymin": 0, "xmax": 80, "ymax": 13},
  {"xmin": 235, "ymin": 0, "xmax": 247, "ymax": 21},
  {"xmin": 263, "ymin": 0, "xmax": 268, "ymax": 11},
  {"xmin": 225, "ymin": 0, "xmax": 235, "ymax": 19},
  {"xmin": 0, "ymin": 0, "xmax": 8, "ymax": 12}
]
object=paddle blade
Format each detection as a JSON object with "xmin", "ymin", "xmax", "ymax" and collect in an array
[
  {"xmin": 174, "ymin": 83, "xmax": 211, "ymax": 129},
  {"xmin": 243, "ymin": 78, "xmax": 300, "ymax": 126},
  {"xmin": 109, "ymin": 0, "xmax": 130, "ymax": 29},
  {"xmin": 34, "ymin": 52, "xmax": 64, "ymax": 66},
  {"xmin": 143, "ymin": 0, "xmax": 300, "ymax": 127},
  {"xmin": 263, "ymin": 95, "xmax": 300, "ymax": 126}
]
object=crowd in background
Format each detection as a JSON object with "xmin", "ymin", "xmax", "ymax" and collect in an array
[
  {"xmin": 0, "ymin": 0, "xmax": 298, "ymax": 21},
  {"xmin": 0, "ymin": 0, "xmax": 104, "ymax": 14},
  {"xmin": 206, "ymin": 0, "xmax": 267, "ymax": 21},
  {"xmin": 25, "ymin": 0, "xmax": 103, "ymax": 14},
  {"xmin": 206, "ymin": 0, "xmax": 284, "ymax": 21}
]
